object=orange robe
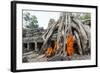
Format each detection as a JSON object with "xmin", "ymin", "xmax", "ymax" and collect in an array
[
  {"xmin": 45, "ymin": 47, "xmax": 53, "ymax": 57},
  {"xmin": 45, "ymin": 41, "xmax": 58, "ymax": 57},
  {"xmin": 66, "ymin": 34, "xmax": 74, "ymax": 56}
]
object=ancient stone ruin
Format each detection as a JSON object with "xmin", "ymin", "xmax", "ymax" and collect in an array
[{"xmin": 23, "ymin": 12, "xmax": 91, "ymax": 62}]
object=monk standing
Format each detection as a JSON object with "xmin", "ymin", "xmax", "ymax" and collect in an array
[{"xmin": 66, "ymin": 34, "xmax": 75, "ymax": 60}]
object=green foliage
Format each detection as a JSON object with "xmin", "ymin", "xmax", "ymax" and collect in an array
[
  {"xmin": 23, "ymin": 12, "xmax": 39, "ymax": 29},
  {"xmin": 80, "ymin": 13, "xmax": 91, "ymax": 20}
]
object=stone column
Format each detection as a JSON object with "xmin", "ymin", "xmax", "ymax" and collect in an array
[
  {"xmin": 35, "ymin": 42, "xmax": 38, "ymax": 52},
  {"xmin": 27, "ymin": 42, "xmax": 30, "ymax": 51}
]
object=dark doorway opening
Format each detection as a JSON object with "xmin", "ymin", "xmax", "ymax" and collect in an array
[
  {"xmin": 37, "ymin": 42, "xmax": 43, "ymax": 51},
  {"xmin": 23, "ymin": 43, "xmax": 28, "ymax": 53},
  {"xmin": 23, "ymin": 43, "xmax": 27, "ymax": 48},
  {"xmin": 29, "ymin": 43, "xmax": 35, "ymax": 51},
  {"xmin": 51, "ymin": 40, "xmax": 55, "ymax": 49}
]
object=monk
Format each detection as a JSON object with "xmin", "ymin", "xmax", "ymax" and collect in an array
[
  {"xmin": 45, "ymin": 41, "xmax": 58, "ymax": 58},
  {"xmin": 45, "ymin": 47, "xmax": 53, "ymax": 57},
  {"xmin": 66, "ymin": 34, "xmax": 75, "ymax": 60}
]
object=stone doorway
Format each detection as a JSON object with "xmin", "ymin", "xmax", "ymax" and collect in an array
[
  {"xmin": 29, "ymin": 43, "xmax": 35, "ymax": 51},
  {"xmin": 37, "ymin": 42, "xmax": 43, "ymax": 51}
]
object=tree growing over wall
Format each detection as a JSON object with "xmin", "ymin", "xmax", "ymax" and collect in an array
[{"xmin": 39, "ymin": 12, "xmax": 91, "ymax": 60}]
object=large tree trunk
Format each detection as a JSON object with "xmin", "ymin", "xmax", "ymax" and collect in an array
[
  {"xmin": 56, "ymin": 12, "xmax": 66, "ymax": 55},
  {"xmin": 39, "ymin": 21, "xmax": 58, "ymax": 54},
  {"xmin": 71, "ymin": 17, "xmax": 88, "ymax": 55},
  {"xmin": 39, "ymin": 12, "xmax": 90, "ymax": 58}
]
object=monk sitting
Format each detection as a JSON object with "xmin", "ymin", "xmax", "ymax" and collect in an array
[
  {"xmin": 45, "ymin": 47, "xmax": 53, "ymax": 57},
  {"xmin": 45, "ymin": 41, "xmax": 58, "ymax": 58},
  {"xmin": 66, "ymin": 34, "xmax": 75, "ymax": 60}
]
